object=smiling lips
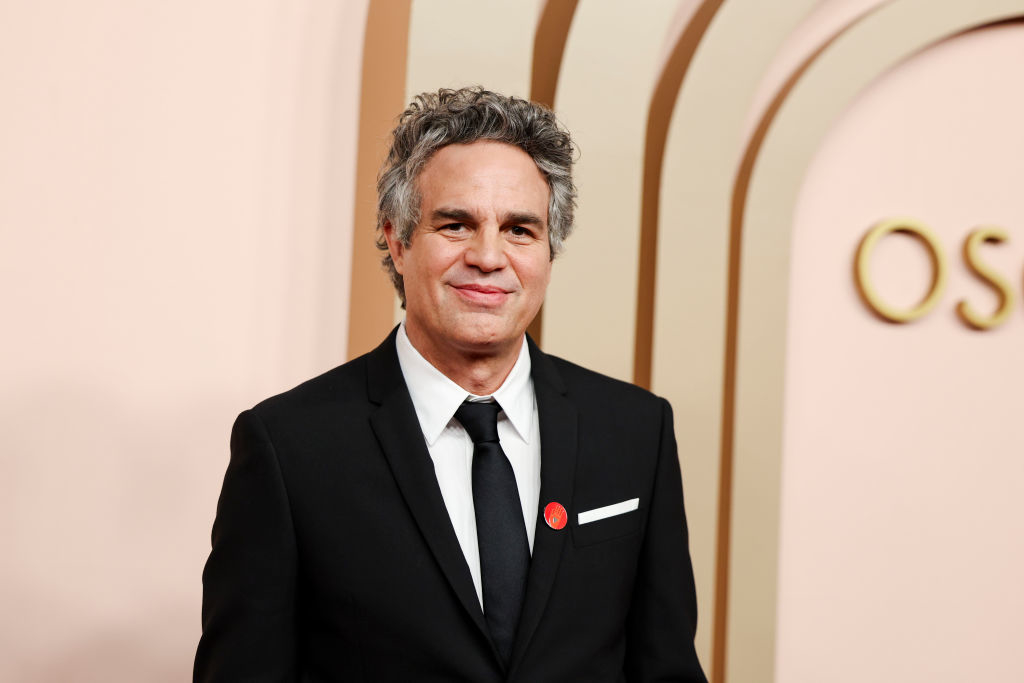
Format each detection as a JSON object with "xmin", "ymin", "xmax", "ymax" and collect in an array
[{"xmin": 451, "ymin": 283, "xmax": 513, "ymax": 305}]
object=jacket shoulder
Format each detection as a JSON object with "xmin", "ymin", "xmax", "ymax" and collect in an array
[
  {"xmin": 542, "ymin": 352, "xmax": 668, "ymax": 411},
  {"xmin": 248, "ymin": 352, "xmax": 371, "ymax": 422}
]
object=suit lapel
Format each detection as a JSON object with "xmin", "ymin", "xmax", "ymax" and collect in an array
[
  {"xmin": 365, "ymin": 329, "xmax": 492, "ymax": 645},
  {"xmin": 509, "ymin": 338, "xmax": 578, "ymax": 674}
]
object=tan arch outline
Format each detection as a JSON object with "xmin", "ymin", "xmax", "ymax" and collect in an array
[
  {"xmin": 726, "ymin": 1, "xmax": 1024, "ymax": 680},
  {"xmin": 530, "ymin": 0, "xmax": 578, "ymax": 110},
  {"xmin": 347, "ymin": 0, "xmax": 413, "ymax": 360},
  {"xmin": 718, "ymin": 11, "xmax": 887, "ymax": 678},
  {"xmin": 632, "ymin": 0, "xmax": 725, "ymax": 390},
  {"xmin": 526, "ymin": 0, "xmax": 579, "ymax": 346}
]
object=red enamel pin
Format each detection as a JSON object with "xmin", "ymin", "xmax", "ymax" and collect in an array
[{"xmin": 544, "ymin": 502, "xmax": 568, "ymax": 530}]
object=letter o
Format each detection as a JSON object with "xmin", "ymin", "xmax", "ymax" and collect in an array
[{"xmin": 854, "ymin": 218, "xmax": 948, "ymax": 323}]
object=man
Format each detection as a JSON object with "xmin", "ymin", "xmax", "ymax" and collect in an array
[{"xmin": 195, "ymin": 87, "xmax": 706, "ymax": 682}]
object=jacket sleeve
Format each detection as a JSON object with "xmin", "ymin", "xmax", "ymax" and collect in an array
[
  {"xmin": 194, "ymin": 409, "xmax": 298, "ymax": 682},
  {"xmin": 623, "ymin": 398, "xmax": 708, "ymax": 682}
]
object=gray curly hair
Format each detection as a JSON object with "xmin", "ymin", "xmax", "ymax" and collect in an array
[{"xmin": 375, "ymin": 86, "xmax": 578, "ymax": 305}]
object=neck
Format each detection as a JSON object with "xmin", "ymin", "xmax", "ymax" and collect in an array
[{"xmin": 404, "ymin": 326, "xmax": 521, "ymax": 396}]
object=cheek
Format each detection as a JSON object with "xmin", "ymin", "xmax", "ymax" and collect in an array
[
  {"xmin": 407, "ymin": 252, "xmax": 457, "ymax": 300},
  {"xmin": 523, "ymin": 255, "xmax": 552, "ymax": 290},
  {"xmin": 404, "ymin": 247, "xmax": 440, "ymax": 281}
]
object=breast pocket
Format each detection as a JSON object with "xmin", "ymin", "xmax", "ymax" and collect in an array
[{"xmin": 570, "ymin": 497, "xmax": 643, "ymax": 547}]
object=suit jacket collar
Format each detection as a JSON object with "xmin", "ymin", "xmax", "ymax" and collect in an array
[
  {"xmin": 365, "ymin": 328, "xmax": 578, "ymax": 674},
  {"xmin": 366, "ymin": 328, "xmax": 494, "ymax": 656}
]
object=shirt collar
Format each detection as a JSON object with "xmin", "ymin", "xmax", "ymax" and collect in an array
[{"xmin": 395, "ymin": 322, "xmax": 534, "ymax": 446}]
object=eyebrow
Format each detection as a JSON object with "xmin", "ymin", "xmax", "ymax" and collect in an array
[
  {"xmin": 431, "ymin": 207, "xmax": 475, "ymax": 223},
  {"xmin": 430, "ymin": 207, "xmax": 545, "ymax": 227},
  {"xmin": 502, "ymin": 211, "xmax": 545, "ymax": 227}
]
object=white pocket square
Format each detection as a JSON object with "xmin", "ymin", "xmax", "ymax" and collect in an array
[{"xmin": 577, "ymin": 497, "xmax": 639, "ymax": 525}]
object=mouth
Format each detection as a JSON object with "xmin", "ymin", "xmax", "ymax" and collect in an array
[{"xmin": 451, "ymin": 283, "xmax": 512, "ymax": 306}]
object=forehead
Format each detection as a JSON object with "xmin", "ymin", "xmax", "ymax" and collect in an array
[{"xmin": 416, "ymin": 141, "xmax": 549, "ymax": 218}]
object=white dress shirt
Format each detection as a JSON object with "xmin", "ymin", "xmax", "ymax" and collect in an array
[{"xmin": 395, "ymin": 322, "xmax": 541, "ymax": 607}]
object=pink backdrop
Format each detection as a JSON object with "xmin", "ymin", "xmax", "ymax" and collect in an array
[
  {"xmin": 778, "ymin": 23, "xmax": 1024, "ymax": 682},
  {"xmin": 0, "ymin": 2, "xmax": 366, "ymax": 680}
]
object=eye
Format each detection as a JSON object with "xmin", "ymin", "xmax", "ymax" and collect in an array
[
  {"xmin": 440, "ymin": 223, "xmax": 468, "ymax": 234},
  {"xmin": 508, "ymin": 225, "xmax": 535, "ymax": 240}
]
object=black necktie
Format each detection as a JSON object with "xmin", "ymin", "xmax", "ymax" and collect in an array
[{"xmin": 454, "ymin": 400, "xmax": 529, "ymax": 666}]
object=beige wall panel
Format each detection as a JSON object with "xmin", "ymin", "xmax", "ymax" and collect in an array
[
  {"xmin": 735, "ymin": 0, "xmax": 1024, "ymax": 681},
  {"xmin": 542, "ymin": 0, "xmax": 680, "ymax": 382},
  {"xmin": 651, "ymin": 0, "xmax": 818, "ymax": 677},
  {"xmin": 778, "ymin": 23, "xmax": 1024, "ymax": 683},
  {"xmin": 406, "ymin": 0, "xmax": 542, "ymax": 100},
  {"xmin": 0, "ymin": 1, "xmax": 367, "ymax": 679}
]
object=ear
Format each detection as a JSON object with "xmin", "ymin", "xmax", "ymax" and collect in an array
[{"xmin": 382, "ymin": 221, "xmax": 406, "ymax": 274}]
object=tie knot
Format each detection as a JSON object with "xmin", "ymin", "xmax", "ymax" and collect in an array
[{"xmin": 454, "ymin": 400, "xmax": 501, "ymax": 444}]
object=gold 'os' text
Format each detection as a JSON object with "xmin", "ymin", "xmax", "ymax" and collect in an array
[{"xmin": 854, "ymin": 218, "xmax": 1016, "ymax": 330}]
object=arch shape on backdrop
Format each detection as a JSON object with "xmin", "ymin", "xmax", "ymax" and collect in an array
[
  {"xmin": 527, "ymin": 0, "xmax": 579, "ymax": 344},
  {"xmin": 530, "ymin": 0, "xmax": 577, "ymax": 109},
  {"xmin": 633, "ymin": 0, "xmax": 724, "ymax": 390},
  {"xmin": 738, "ymin": 0, "xmax": 892, "ymax": 146},
  {"xmin": 727, "ymin": 1, "xmax": 1024, "ymax": 680},
  {"xmin": 649, "ymin": 0, "xmax": 820, "ymax": 676},
  {"xmin": 347, "ymin": 0, "xmax": 412, "ymax": 360},
  {"xmin": 543, "ymin": 0, "xmax": 691, "ymax": 383},
  {"xmin": 715, "ymin": 2, "xmax": 893, "ymax": 679}
]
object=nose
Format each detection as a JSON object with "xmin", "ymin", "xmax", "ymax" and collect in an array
[{"xmin": 463, "ymin": 225, "xmax": 508, "ymax": 272}]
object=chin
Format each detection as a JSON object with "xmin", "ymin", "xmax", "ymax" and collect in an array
[{"xmin": 451, "ymin": 321, "xmax": 520, "ymax": 352}]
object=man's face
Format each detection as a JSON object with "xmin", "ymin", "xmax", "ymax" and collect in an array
[{"xmin": 385, "ymin": 140, "xmax": 552, "ymax": 365}]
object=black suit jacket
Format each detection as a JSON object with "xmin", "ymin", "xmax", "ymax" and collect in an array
[{"xmin": 195, "ymin": 329, "xmax": 706, "ymax": 682}]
